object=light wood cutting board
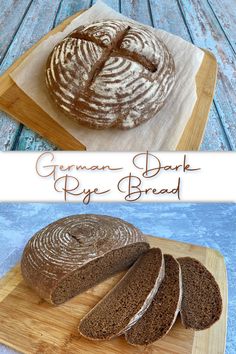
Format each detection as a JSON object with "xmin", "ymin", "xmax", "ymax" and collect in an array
[
  {"xmin": 0, "ymin": 236, "xmax": 227, "ymax": 354},
  {"xmin": 0, "ymin": 10, "xmax": 217, "ymax": 151}
]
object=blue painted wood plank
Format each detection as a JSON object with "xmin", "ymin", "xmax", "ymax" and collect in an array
[
  {"xmin": 0, "ymin": 0, "xmax": 32, "ymax": 64},
  {"xmin": 0, "ymin": 113, "xmax": 21, "ymax": 151},
  {"xmin": 178, "ymin": 0, "xmax": 236, "ymax": 150},
  {"xmin": 149, "ymin": 0, "xmax": 190, "ymax": 41},
  {"xmin": 121, "ymin": 0, "xmax": 152, "ymax": 25},
  {"xmin": 150, "ymin": 0, "xmax": 230, "ymax": 151},
  {"xmin": 14, "ymin": 127, "xmax": 57, "ymax": 151},
  {"xmin": 91, "ymin": 0, "xmax": 120, "ymax": 12},
  {"xmin": 54, "ymin": 0, "xmax": 92, "ymax": 26},
  {"xmin": 0, "ymin": 0, "xmax": 61, "ymax": 76},
  {"xmin": 208, "ymin": 0, "xmax": 236, "ymax": 53},
  {"xmin": 149, "ymin": 0, "xmax": 230, "ymax": 151},
  {"xmin": 201, "ymin": 107, "xmax": 231, "ymax": 151},
  {"xmin": 0, "ymin": 0, "xmax": 62, "ymax": 151}
]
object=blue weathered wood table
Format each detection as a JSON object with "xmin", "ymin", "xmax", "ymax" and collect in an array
[{"xmin": 0, "ymin": 0, "xmax": 235, "ymax": 151}]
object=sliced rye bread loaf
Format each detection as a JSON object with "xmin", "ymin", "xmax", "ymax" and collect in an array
[
  {"xmin": 178, "ymin": 257, "xmax": 222, "ymax": 330},
  {"xmin": 125, "ymin": 254, "xmax": 182, "ymax": 345},
  {"xmin": 21, "ymin": 214, "xmax": 149, "ymax": 304},
  {"xmin": 79, "ymin": 248, "xmax": 165, "ymax": 340}
]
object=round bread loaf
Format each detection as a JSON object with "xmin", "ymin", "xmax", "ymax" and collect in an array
[
  {"xmin": 45, "ymin": 20, "xmax": 175, "ymax": 129},
  {"xmin": 21, "ymin": 214, "xmax": 149, "ymax": 304}
]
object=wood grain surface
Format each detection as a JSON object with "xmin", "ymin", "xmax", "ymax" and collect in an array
[
  {"xmin": 176, "ymin": 49, "xmax": 217, "ymax": 150},
  {"xmin": 0, "ymin": 235, "xmax": 227, "ymax": 354},
  {"xmin": 0, "ymin": 7, "xmax": 217, "ymax": 151},
  {"xmin": 0, "ymin": 0, "xmax": 234, "ymax": 151},
  {"xmin": 148, "ymin": 0, "xmax": 232, "ymax": 151},
  {"xmin": 178, "ymin": 0, "xmax": 236, "ymax": 150}
]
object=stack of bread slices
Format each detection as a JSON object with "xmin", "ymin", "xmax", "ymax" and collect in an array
[{"xmin": 79, "ymin": 248, "xmax": 222, "ymax": 345}]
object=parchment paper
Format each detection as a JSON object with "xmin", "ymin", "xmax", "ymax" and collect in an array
[{"xmin": 10, "ymin": 0, "xmax": 204, "ymax": 151}]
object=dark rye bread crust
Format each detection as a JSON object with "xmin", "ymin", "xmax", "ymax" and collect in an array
[
  {"xmin": 125, "ymin": 254, "xmax": 182, "ymax": 345},
  {"xmin": 178, "ymin": 257, "xmax": 222, "ymax": 330},
  {"xmin": 45, "ymin": 20, "xmax": 175, "ymax": 129},
  {"xmin": 79, "ymin": 248, "xmax": 165, "ymax": 340},
  {"xmin": 21, "ymin": 214, "xmax": 149, "ymax": 304}
]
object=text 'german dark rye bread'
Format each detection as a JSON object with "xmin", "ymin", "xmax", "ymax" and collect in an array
[
  {"xmin": 178, "ymin": 257, "xmax": 222, "ymax": 330},
  {"xmin": 125, "ymin": 254, "xmax": 182, "ymax": 345},
  {"xmin": 79, "ymin": 248, "xmax": 164, "ymax": 340},
  {"xmin": 21, "ymin": 214, "xmax": 149, "ymax": 304},
  {"xmin": 45, "ymin": 20, "xmax": 175, "ymax": 129}
]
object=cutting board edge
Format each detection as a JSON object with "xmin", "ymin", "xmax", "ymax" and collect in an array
[
  {"xmin": 176, "ymin": 48, "xmax": 217, "ymax": 151},
  {"xmin": 0, "ymin": 83, "xmax": 86, "ymax": 150}
]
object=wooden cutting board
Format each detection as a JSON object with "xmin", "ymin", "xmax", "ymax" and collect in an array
[
  {"xmin": 0, "ymin": 236, "xmax": 227, "ymax": 354},
  {"xmin": 0, "ymin": 10, "xmax": 217, "ymax": 151}
]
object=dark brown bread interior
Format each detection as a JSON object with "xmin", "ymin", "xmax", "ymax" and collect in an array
[
  {"xmin": 52, "ymin": 243, "xmax": 149, "ymax": 304},
  {"xmin": 125, "ymin": 254, "xmax": 181, "ymax": 345},
  {"xmin": 178, "ymin": 257, "xmax": 222, "ymax": 330},
  {"xmin": 79, "ymin": 248, "xmax": 164, "ymax": 340}
]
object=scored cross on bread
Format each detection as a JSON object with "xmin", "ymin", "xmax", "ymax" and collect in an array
[{"xmin": 45, "ymin": 20, "xmax": 175, "ymax": 129}]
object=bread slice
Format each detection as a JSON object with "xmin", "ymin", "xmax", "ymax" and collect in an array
[
  {"xmin": 125, "ymin": 254, "xmax": 182, "ymax": 345},
  {"xmin": 79, "ymin": 248, "xmax": 164, "ymax": 340},
  {"xmin": 178, "ymin": 257, "xmax": 222, "ymax": 330},
  {"xmin": 21, "ymin": 214, "xmax": 149, "ymax": 304}
]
